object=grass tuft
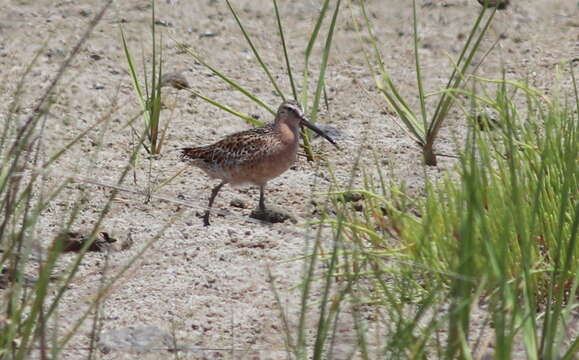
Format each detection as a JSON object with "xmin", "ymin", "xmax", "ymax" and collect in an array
[
  {"xmin": 356, "ymin": 0, "xmax": 498, "ymax": 166},
  {"xmin": 296, "ymin": 70, "xmax": 577, "ymax": 357},
  {"xmin": 121, "ymin": 0, "xmax": 166, "ymax": 155}
]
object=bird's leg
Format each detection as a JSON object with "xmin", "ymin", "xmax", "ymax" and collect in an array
[
  {"xmin": 204, "ymin": 181, "xmax": 225, "ymax": 226},
  {"xmin": 250, "ymin": 183, "xmax": 292, "ymax": 224},
  {"xmin": 258, "ymin": 184, "xmax": 266, "ymax": 212}
]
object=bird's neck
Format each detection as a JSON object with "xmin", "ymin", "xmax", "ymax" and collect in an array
[{"xmin": 274, "ymin": 118, "xmax": 299, "ymax": 145}]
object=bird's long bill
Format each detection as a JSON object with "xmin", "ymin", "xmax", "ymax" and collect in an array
[{"xmin": 300, "ymin": 117, "xmax": 340, "ymax": 149}]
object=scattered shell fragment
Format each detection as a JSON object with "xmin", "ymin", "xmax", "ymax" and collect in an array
[{"xmin": 154, "ymin": 19, "xmax": 173, "ymax": 27}]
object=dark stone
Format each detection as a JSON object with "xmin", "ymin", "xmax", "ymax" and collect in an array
[
  {"xmin": 59, "ymin": 231, "xmax": 117, "ymax": 252},
  {"xmin": 230, "ymin": 198, "xmax": 247, "ymax": 209},
  {"xmin": 250, "ymin": 207, "xmax": 295, "ymax": 224}
]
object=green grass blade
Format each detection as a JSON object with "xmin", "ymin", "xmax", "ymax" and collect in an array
[
  {"xmin": 296, "ymin": 224, "xmax": 326, "ymax": 358},
  {"xmin": 178, "ymin": 43, "xmax": 275, "ymax": 116},
  {"xmin": 120, "ymin": 27, "xmax": 146, "ymax": 110},
  {"xmin": 300, "ymin": 0, "xmax": 330, "ymax": 107},
  {"xmin": 273, "ymin": 0, "xmax": 298, "ymax": 100},
  {"xmin": 0, "ymin": 42, "xmax": 45, "ymax": 153},
  {"xmin": 560, "ymin": 334, "xmax": 579, "ymax": 360},
  {"xmin": 187, "ymin": 89, "xmax": 264, "ymax": 127},
  {"xmin": 309, "ymin": 0, "xmax": 341, "ymax": 124},
  {"xmin": 358, "ymin": 0, "xmax": 424, "ymax": 144},
  {"xmin": 427, "ymin": 7, "xmax": 496, "ymax": 139},
  {"xmin": 225, "ymin": 0, "xmax": 285, "ymax": 100},
  {"xmin": 411, "ymin": 0, "xmax": 428, "ymax": 130}
]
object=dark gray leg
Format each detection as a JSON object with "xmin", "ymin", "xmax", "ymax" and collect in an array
[
  {"xmin": 250, "ymin": 183, "xmax": 291, "ymax": 224},
  {"xmin": 204, "ymin": 181, "xmax": 225, "ymax": 226},
  {"xmin": 258, "ymin": 184, "xmax": 266, "ymax": 212}
]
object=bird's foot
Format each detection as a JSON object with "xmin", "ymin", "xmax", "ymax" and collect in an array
[{"xmin": 250, "ymin": 206, "xmax": 295, "ymax": 224}]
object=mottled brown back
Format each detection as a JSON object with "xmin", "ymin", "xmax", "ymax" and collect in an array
[{"xmin": 180, "ymin": 125, "xmax": 282, "ymax": 170}]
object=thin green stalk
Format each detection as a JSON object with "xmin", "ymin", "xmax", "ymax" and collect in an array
[
  {"xmin": 300, "ymin": 0, "xmax": 330, "ymax": 109},
  {"xmin": 411, "ymin": 0, "xmax": 428, "ymax": 130},
  {"xmin": 426, "ymin": 7, "xmax": 497, "ymax": 142},
  {"xmin": 186, "ymin": 89, "xmax": 263, "ymax": 126},
  {"xmin": 225, "ymin": 0, "xmax": 286, "ymax": 100},
  {"xmin": 295, "ymin": 221, "xmax": 326, "ymax": 359},
  {"xmin": 300, "ymin": 0, "xmax": 339, "ymax": 161},
  {"xmin": 312, "ymin": 206, "xmax": 344, "ymax": 359},
  {"xmin": 178, "ymin": 44, "xmax": 275, "ymax": 116},
  {"xmin": 358, "ymin": 0, "xmax": 423, "ymax": 144},
  {"xmin": 309, "ymin": 0, "xmax": 341, "ymax": 125},
  {"xmin": 273, "ymin": 0, "xmax": 297, "ymax": 100}
]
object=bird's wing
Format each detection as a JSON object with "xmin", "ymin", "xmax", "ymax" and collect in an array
[{"xmin": 181, "ymin": 126, "xmax": 275, "ymax": 167}]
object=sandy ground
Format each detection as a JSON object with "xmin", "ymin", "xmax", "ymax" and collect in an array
[{"xmin": 1, "ymin": 0, "xmax": 578, "ymax": 359}]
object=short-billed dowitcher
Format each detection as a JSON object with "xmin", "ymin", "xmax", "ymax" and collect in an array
[{"xmin": 181, "ymin": 99, "xmax": 338, "ymax": 226}]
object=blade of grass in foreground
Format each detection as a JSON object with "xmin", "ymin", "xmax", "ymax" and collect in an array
[
  {"xmin": 295, "ymin": 222, "xmax": 326, "ymax": 358},
  {"xmin": 307, "ymin": 68, "xmax": 577, "ymax": 357},
  {"xmin": 538, "ymin": 66, "xmax": 578, "ymax": 359},
  {"xmin": 1, "ymin": 2, "xmax": 115, "ymax": 357}
]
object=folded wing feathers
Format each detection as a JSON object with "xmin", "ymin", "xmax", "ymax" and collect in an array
[{"xmin": 180, "ymin": 126, "xmax": 275, "ymax": 167}]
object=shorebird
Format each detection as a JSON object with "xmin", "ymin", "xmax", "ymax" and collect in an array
[{"xmin": 181, "ymin": 99, "xmax": 339, "ymax": 226}]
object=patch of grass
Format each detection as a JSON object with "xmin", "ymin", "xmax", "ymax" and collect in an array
[
  {"xmin": 121, "ymin": 0, "xmax": 166, "ymax": 156},
  {"xmin": 0, "ymin": 4, "xmax": 114, "ymax": 357},
  {"xmin": 295, "ymin": 69, "xmax": 577, "ymax": 358},
  {"xmin": 0, "ymin": 2, "xmax": 181, "ymax": 358},
  {"xmin": 354, "ymin": 0, "xmax": 498, "ymax": 166}
]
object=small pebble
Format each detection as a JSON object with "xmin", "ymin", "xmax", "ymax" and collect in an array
[
  {"xmin": 199, "ymin": 31, "xmax": 218, "ymax": 38},
  {"xmin": 230, "ymin": 198, "xmax": 247, "ymax": 209},
  {"xmin": 154, "ymin": 19, "xmax": 173, "ymax": 27}
]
